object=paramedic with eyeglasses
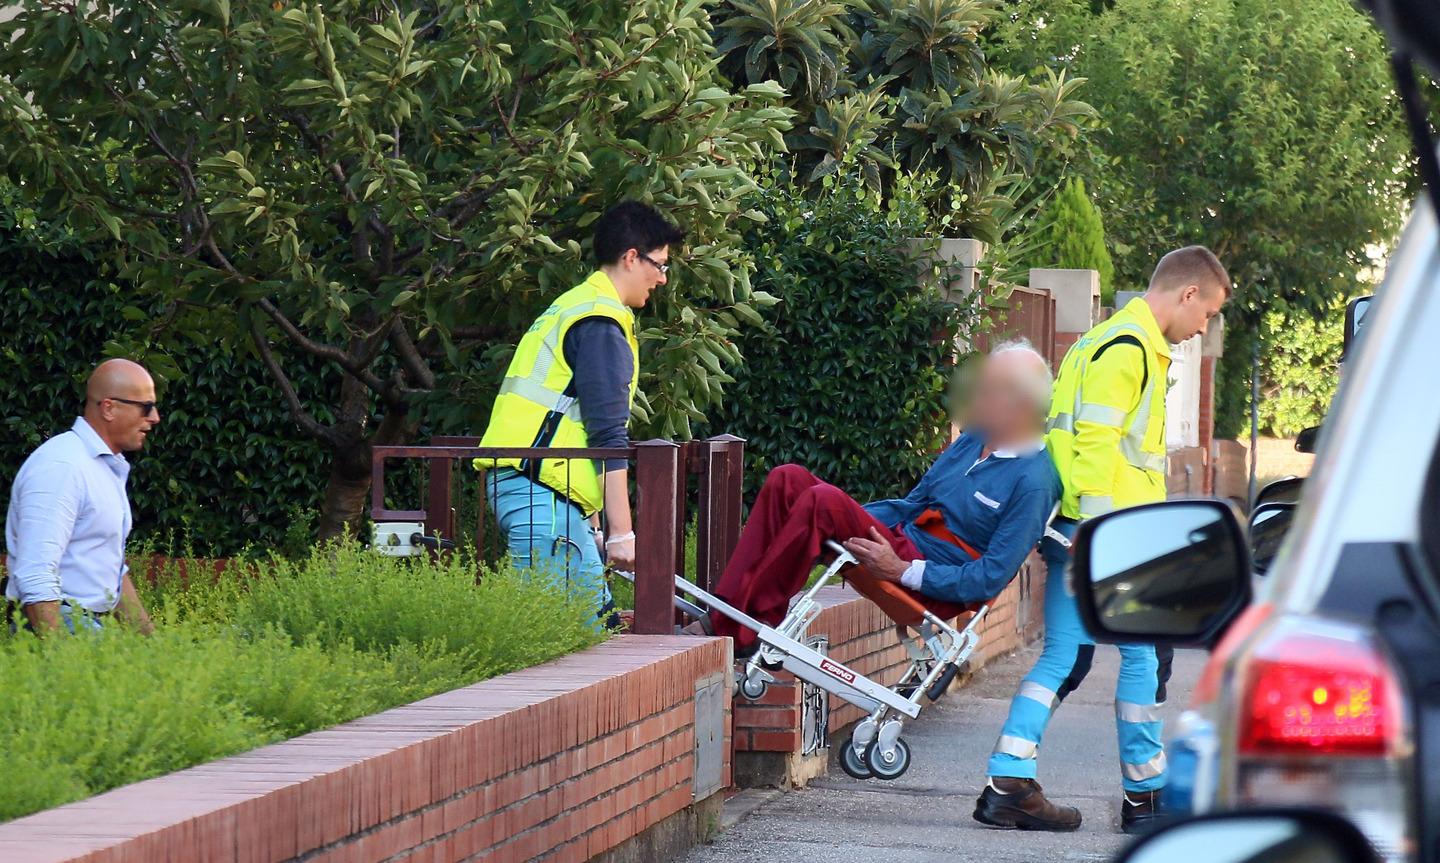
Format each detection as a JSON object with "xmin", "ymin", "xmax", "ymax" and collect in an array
[
  {"xmin": 975, "ymin": 245, "xmax": 1229, "ymax": 836},
  {"xmin": 477, "ymin": 201, "xmax": 683, "ymax": 629},
  {"xmin": 4, "ymin": 359, "xmax": 158, "ymax": 636}
]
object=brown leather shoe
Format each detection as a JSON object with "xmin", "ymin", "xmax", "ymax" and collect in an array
[
  {"xmin": 973, "ymin": 778, "xmax": 1082, "ymax": 832},
  {"xmin": 1121, "ymin": 790, "xmax": 1166, "ymax": 835},
  {"xmin": 677, "ymin": 615, "xmax": 715, "ymax": 636}
]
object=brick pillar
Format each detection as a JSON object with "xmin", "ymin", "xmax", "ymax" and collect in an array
[{"xmin": 1200, "ymin": 316, "xmax": 1226, "ymax": 495}]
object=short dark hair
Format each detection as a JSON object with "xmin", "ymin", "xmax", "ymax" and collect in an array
[
  {"xmin": 1149, "ymin": 245, "xmax": 1231, "ymax": 298},
  {"xmin": 593, "ymin": 201, "xmax": 684, "ymax": 265}
]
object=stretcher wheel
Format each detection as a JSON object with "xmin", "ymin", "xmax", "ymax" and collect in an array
[
  {"xmin": 865, "ymin": 738, "xmax": 911, "ymax": 781},
  {"xmin": 739, "ymin": 675, "xmax": 769, "ymax": 701},
  {"xmin": 839, "ymin": 743, "xmax": 873, "ymax": 780}
]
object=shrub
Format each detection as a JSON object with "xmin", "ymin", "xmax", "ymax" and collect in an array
[
  {"xmin": 0, "ymin": 199, "xmax": 335, "ymax": 558},
  {"xmin": 0, "ymin": 542, "xmax": 604, "ymax": 822},
  {"xmin": 704, "ymin": 167, "xmax": 981, "ymax": 502},
  {"xmin": 1033, "ymin": 178, "xmax": 1116, "ymax": 303}
]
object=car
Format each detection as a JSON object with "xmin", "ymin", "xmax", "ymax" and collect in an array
[
  {"xmin": 1113, "ymin": 809, "xmax": 1380, "ymax": 863},
  {"xmin": 1066, "ymin": 3, "xmax": 1440, "ymax": 858}
]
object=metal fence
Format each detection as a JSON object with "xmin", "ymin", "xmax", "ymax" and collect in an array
[{"xmin": 369, "ymin": 435, "xmax": 746, "ymax": 636}]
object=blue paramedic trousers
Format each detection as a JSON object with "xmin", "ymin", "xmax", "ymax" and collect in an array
[
  {"xmin": 486, "ymin": 468, "xmax": 613, "ymax": 629},
  {"xmin": 986, "ymin": 519, "xmax": 1174, "ymax": 793}
]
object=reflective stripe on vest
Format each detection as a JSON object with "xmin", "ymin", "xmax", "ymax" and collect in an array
[
  {"xmin": 497, "ymin": 375, "xmax": 581, "ymax": 422},
  {"xmin": 478, "ymin": 272, "xmax": 639, "ymax": 516},
  {"xmin": 1050, "ymin": 320, "xmax": 1164, "ymax": 476}
]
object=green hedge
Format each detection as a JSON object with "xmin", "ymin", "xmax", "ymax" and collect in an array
[
  {"xmin": 0, "ymin": 202, "xmax": 336, "ymax": 557},
  {"xmin": 0, "ymin": 542, "xmax": 603, "ymax": 822},
  {"xmin": 704, "ymin": 169, "xmax": 971, "ymax": 503}
]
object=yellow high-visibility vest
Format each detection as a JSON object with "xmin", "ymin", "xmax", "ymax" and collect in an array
[
  {"xmin": 477, "ymin": 271, "xmax": 639, "ymax": 516},
  {"xmin": 1046, "ymin": 297, "xmax": 1171, "ymax": 519}
]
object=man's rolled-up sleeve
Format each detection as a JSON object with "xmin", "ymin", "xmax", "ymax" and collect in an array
[
  {"xmin": 8, "ymin": 464, "xmax": 82, "ymax": 604},
  {"xmin": 916, "ymin": 486, "xmax": 1052, "ymax": 604}
]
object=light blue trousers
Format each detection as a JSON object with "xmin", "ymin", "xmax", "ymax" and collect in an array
[
  {"xmin": 485, "ymin": 469, "xmax": 612, "ymax": 628},
  {"xmin": 987, "ymin": 521, "xmax": 1172, "ymax": 793}
]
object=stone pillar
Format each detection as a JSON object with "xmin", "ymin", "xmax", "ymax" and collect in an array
[
  {"xmin": 923, "ymin": 237, "xmax": 987, "ymax": 305},
  {"xmin": 1031, "ymin": 268, "xmax": 1099, "ymax": 361},
  {"xmin": 910, "ymin": 238, "xmax": 985, "ymax": 441}
]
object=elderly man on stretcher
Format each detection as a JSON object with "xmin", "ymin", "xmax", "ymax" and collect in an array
[{"xmin": 682, "ymin": 341, "xmax": 1061, "ymax": 654}]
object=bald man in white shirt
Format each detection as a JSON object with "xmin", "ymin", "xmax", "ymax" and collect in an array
[{"xmin": 5, "ymin": 359, "xmax": 159, "ymax": 635}]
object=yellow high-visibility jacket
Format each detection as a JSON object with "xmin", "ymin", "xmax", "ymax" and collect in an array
[
  {"xmin": 1047, "ymin": 297, "xmax": 1170, "ymax": 519},
  {"xmin": 478, "ymin": 271, "xmax": 639, "ymax": 516}
]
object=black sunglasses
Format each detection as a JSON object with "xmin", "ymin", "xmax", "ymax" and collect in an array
[{"xmin": 106, "ymin": 397, "xmax": 158, "ymax": 417}]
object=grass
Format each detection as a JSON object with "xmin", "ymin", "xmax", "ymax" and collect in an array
[{"xmin": 0, "ymin": 541, "xmax": 605, "ymax": 823}]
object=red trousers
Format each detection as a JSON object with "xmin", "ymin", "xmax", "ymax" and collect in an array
[{"xmin": 709, "ymin": 465, "xmax": 921, "ymax": 651}]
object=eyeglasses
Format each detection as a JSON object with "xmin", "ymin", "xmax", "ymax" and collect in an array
[
  {"xmin": 637, "ymin": 252, "xmax": 670, "ymax": 276},
  {"xmin": 106, "ymin": 397, "xmax": 158, "ymax": 417}
]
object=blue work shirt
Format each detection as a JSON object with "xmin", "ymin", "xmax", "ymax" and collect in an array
[
  {"xmin": 864, "ymin": 431, "xmax": 1061, "ymax": 604},
  {"xmin": 4, "ymin": 417, "xmax": 133, "ymax": 612}
]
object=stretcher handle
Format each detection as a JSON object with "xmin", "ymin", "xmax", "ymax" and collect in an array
[
  {"xmin": 611, "ymin": 569, "xmax": 708, "ymax": 620},
  {"xmin": 925, "ymin": 661, "xmax": 963, "ymax": 701}
]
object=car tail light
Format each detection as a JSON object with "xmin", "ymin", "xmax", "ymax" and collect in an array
[
  {"xmin": 1232, "ymin": 616, "xmax": 1414, "ymax": 861},
  {"xmin": 1238, "ymin": 624, "xmax": 1401, "ymax": 756}
]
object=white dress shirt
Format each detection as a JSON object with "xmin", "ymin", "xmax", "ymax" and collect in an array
[{"xmin": 5, "ymin": 417, "xmax": 133, "ymax": 612}]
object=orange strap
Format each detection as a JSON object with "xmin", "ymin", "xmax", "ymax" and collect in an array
[{"xmin": 911, "ymin": 508, "xmax": 981, "ymax": 561}]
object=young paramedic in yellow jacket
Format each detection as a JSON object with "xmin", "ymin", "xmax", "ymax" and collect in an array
[
  {"xmin": 975, "ymin": 246, "xmax": 1229, "ymax": 835},
  {"xmin": 479, "ymin": 202, "xmax": 682, "ymax": 628}
]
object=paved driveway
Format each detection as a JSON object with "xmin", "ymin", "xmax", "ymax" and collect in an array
[{"xmin": 683, "ymin": 645, "xmax": 1206, "ymax": 863}]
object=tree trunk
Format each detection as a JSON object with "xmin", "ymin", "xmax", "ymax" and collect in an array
[{"xmin": 315, "ymin": 375, "xmax": 415, "ymax": 543}]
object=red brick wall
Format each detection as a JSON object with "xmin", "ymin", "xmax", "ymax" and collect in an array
[
  {"xmin": 976, "ymin": 287, "xmax": 1061, "ymax": 368},
  {"xmin": 1167, "ymin": 446, "xmax": 1208, "ymax": 498},
  {"xmin": 733, "ymin": 554, "xmax": 1046, "ymax": 756},
  {"xmin": 1198, "ymin": 356, "xmax": 1218, "ymax": 489},
  {"xmin": 0, "ymin": 637, "xmax": 730, "ymax": 863}
]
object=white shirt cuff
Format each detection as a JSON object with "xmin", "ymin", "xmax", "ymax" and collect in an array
[{"xmin": 900, "ymin": 559, "xmax": 925, "ymax": 591}]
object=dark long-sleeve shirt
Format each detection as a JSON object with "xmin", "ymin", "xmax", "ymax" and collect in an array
[
  {"xmin": 563, "ymin": 318, "xmax": 633, "ymax": 472},
  {"xmin": 863, "ymin": 431, "xmax": 1061, "ymax": 603}
]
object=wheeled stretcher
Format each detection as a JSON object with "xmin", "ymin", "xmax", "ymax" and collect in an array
[
  {"xmin": 662, "ymin": 513, "xmax": 1070, "ymax": 782},
  {"xmin": 666, "ymin": 541, "xmax": 976, "ymax": 781}
]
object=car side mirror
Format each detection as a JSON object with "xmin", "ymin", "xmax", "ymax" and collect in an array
[
  {"xmin": 1341, "ymin": 294, "xmax": 1373, "ymax": 362},
  {"xmin": 1116, "ymin": 809, "xmax": 1379, "ymax": 863},
  {"xmin": 1072, "ymin": 499, "xmax": 1251, "ymax": 648},
  {"xmin": 1249, "ymin": 503, "xmax": 1295, "ymax": 576},
  {"xmin": 1295, "ymin": 425, "xmax": 1321, "ymax": 454},
  {"xmin": 1254, "ymin": 476, "xmax": 1303, "ymax": 509}
]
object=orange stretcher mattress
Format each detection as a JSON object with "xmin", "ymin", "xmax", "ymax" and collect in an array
[{"xmin": 841, "ymin": 508, "xmax": 986, "ymax": 627}]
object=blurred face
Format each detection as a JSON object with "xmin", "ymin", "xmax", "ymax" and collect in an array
[
  {"xmin": 968, "ymin": 354, "xmax": 1043, "ymax": 441},
  {"xmin": 1165, "ymin": 282, "xmax": 1227, "ymax": 343},
  {"xmin": 98, "ymin": 377, "xmax": 161, "ymax": 452},
  {"xmin": 613, "ymin": 245, "xmax": 670, "ymax": 308}
]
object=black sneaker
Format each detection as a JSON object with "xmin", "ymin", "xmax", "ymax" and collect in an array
[
  {"xmin": 974, "ymin": 778, "xmax": 1082, "ymax": 832},
  {"xmin": 1120, "ymin": 790, "xmax": 1165, "ymax": 835}
]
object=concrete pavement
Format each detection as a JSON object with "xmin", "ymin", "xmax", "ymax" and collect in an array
[{"xmin": 685, "ymin": 644, "xmax": 1206, "ymax": 863}]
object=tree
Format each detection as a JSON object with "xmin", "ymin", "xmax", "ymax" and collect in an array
[
  {"xmin": 1256, "ymin": 301, "xmax": 1346, "ymax": 438},
  {"xmin": 0, "ymin": 0, "xmax": 791, "ymax": 539},
  {"xmin": 1034, "ymin": 177, "xmax": 1115, "ymax": 302},
  {"xmin": 714, "ymin": 0, "xmax": 1096, "ymax": 239},
  {"xmin": 992, "ymin": 0, "xmax": 1411, "ymax": 435},
  {"xmin": 704, "ymin": 166, "xmax": 980, "ymax": 500}
]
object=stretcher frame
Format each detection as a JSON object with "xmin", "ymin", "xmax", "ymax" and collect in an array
[
  {"xmin": 672, "ymin": 540, "xmax": 987, "ymax": 781},
  {"xmin": 671, "ymin": 511, "xmax": 1071, "ymax": 781}
]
